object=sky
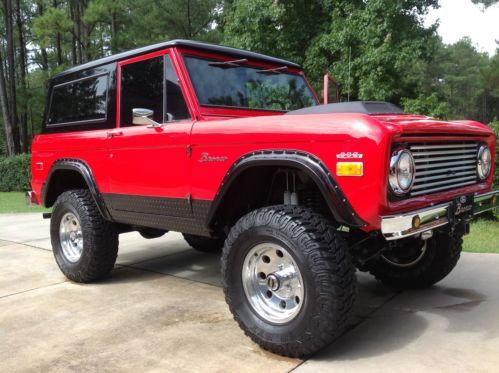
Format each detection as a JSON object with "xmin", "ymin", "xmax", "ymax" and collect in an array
[{"xmin": 424, "ymin": 0, "xmax": 499, "ymax": 55}]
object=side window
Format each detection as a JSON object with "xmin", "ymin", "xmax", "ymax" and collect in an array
[
  {"xmin": 120, "ymin": 56, "xmax": 163, "ymax": 126},
  {"xmin": 164, "ymin": 55, "xmax": 190, "ymax": 121},
  {"xmin": 48, "ymin": 74, "xmax": 108, "ymax": 126}
]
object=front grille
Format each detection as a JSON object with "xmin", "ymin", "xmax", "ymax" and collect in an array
[{"xmin": 409, "ymin": 142, "xmax": 479, "ymax": 197}]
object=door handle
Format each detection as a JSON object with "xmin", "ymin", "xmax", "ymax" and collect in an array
[{"xmin": 107, "ymin": 130, "xmax": 123, "ymax": 138}]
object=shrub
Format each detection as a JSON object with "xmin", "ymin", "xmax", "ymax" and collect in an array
[
  {"xmin": 0, "ymin": 154, "xmax": 31, "ymax": 192},
  {"xmin": 489, "ymin": 121, "xmax": 499, "ymax": 189}
]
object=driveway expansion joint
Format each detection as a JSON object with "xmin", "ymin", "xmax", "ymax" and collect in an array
[{"xmin": 0, "ymin": 280, "xmax": 68, "ymax": 300}]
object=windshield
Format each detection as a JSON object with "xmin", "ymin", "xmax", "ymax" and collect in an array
[{"xmin": 183, "ymin": 55, "xmax": 317, "ymax": 112}]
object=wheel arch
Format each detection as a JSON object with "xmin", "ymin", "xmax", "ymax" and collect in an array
[
  {"xmin": 206, "ymin": 150, "xmax": 366, "ymax": 232},
  {"xmin": 42, "ymin": 159, "xmax": 112, "ymax": 220}
]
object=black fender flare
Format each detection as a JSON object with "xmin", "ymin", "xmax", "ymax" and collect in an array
[
  {"xmin": 206, "ymin": 150, "xmax": 367, "ymax": 228},
  {"xmin": 41, "ymin": 159, "xmax": 113, "ymax": 221}
]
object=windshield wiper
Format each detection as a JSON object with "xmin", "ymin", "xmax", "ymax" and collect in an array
[
  {"xmin": 256, "ymin": 66, "xmax": 289, "ymax": 75},
  {"xmin": 208, "ymin": 58, "xmax": 248, "ymax": 69}
]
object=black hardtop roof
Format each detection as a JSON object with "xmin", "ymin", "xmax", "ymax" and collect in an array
[{"xmin": 52, "ymin": 39, "xmax": 301, "ymax": 80}]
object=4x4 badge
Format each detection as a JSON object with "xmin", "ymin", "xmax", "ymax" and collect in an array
[
  {"xmin": 336, "ymin": 152, "xmax": 363, "ymax": 159},
  {"xmin": 198, "ymin": 152, "xmax": 228, "ymax": 163}
]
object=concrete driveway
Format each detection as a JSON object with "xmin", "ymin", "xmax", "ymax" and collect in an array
[{"xmin": 1, "ymin": 213, "xmax": 498, "ymax": 372}]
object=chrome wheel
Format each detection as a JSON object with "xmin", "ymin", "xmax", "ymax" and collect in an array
[
  {"xmin": 242, "ymin": 243, "xmax": 304, "ymax": 324},
  {"xmin": 59, "ymin": 212, "xmax": 83, "ymax": 263}
]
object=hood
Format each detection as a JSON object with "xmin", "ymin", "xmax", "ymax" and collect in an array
[
  {"xmin": 286, "ymin": 101, "xmax": 493, "ymax": 137},
  {"xmin": 372, "ymin": 115, "xmax": 493, "ymax": 136}
]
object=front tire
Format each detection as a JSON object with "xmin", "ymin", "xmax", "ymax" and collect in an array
[
  {"xmin": 222, "ymin": 205, "xmax": 355, "ymax": 358},
  {"xmin": 368, "ymin": 230, "xmax": 463, "ymax": 289},
  {"xmin": 51, "ymin": 189, "xmax": 119, "ymax": 283}
]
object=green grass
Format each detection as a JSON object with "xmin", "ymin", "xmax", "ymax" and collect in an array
[
  {"xmin": 463, "ymin": 218, "xmax": 499, "ymax": 253},
  {"xmin": 1, "ymin": 191, "xmax": 498, "ymax": 252},
  {"xmin": 0, "ymin": 192, "xmax": 49, "ymax": 213}
]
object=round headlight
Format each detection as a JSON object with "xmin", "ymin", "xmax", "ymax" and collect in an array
[
  {"xmin": 477, "ymin": 145, "xmax": 491, "ymax": 180},
  {"xmin": 389, "ymin": 149, "xmax": 415, "ymax": 195}
]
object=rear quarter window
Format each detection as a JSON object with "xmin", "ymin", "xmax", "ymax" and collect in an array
[{"xmin": 47, "ymin": 73, "xmax": 109, "ymax": 126}]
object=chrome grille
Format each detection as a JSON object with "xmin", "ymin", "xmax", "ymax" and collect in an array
[{"xmin": 409, "ymin": 142, "xmax": 478, "ymax": 197}]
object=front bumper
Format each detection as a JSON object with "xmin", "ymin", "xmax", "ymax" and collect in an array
[{"xmin": 381, "ymin": 190, "xmax": 498, "ymax": 240}]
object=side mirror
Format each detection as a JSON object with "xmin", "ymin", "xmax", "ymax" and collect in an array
[
  {"xmin": 132, "ymin": 108, "xmax": 163, "ymax": 128},
  {"xmin": 323, "ymin": 74, "xmax": 339, "ymax": 105}
]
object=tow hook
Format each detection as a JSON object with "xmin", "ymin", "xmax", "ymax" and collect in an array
[
  {"xmin": 42, "ymin": 213, "xmax": 52, "ymax": 219},
  {"xmin": 421, "ymin": 230, "xmax": 433, "ymax": 240}
]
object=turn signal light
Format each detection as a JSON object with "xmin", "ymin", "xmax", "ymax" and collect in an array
[
  {"xmin": 412, "ymin": 215, "xmax": 421, "ymax": 229},
  {"xmin": 336, "ymin": 162, "xmax": 363, "ymax": 177}
]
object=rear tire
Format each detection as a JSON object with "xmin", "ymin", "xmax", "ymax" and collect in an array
[
  {"xmin": 51, "ymin": 189, "xmax": 119, "ymax": 283},
  {"xmin": 139, "ymin": 228, "xmax": 167, "ymax": 239},
  {"xmin": 183, "ymin": 233, "xmax": 224, "ymax": 253},
  {"xmin": 222, "ymin": 205, "xmax": 355, "ymax": 358},
  {"xmin": 368, "ymin": 230, "xmax": 463, "ymax": 289}
]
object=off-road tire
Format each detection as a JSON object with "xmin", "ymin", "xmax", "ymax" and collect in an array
[
  {"xmin": 51, "ymin": 189, "xmax": 119, "ymax": 282},
  {"xmin": 183, "ymin": 233, "xmax": 224, "ymax": 253},
  {"xmin": 222, "ymin": 205, "xmax": 356, "ymax": 358},
  {"xmin": 368, "ymin": 230, "xmax": 463, "ymax": 289}
]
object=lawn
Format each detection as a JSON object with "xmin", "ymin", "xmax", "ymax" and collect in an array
[
  {"xmin": 0, "ymin": 192, "xmax": 49, "ymax": 213},
  {"xmin": 1, "ymin": 191, "xmax": 497, "ymax": 253},
  {"xmin": 462, "ymin": 218, "xmax": 499, "ymax": 253}
]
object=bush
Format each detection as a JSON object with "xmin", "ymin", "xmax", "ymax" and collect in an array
[
  {"xmin": 489, "ymin": 121, "xmax": 499, "ymax": 189},
  {"xmin": 0, "ymin": 154, "xmax": 31, "ymax": 192}
]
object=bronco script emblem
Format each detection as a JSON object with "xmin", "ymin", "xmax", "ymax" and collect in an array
[
  {"xmin": 198, "ymin": 152, "xmax": 228, "ymax": 163},
  {"xmin": 455, "ymin": 195, "xmax": 473, "ymax": 216}
]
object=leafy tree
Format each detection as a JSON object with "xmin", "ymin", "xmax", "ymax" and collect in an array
[
  {"xmin": 480, "ymin": 50, "xmax": 499, "ymax": 121},
  {"xmin": 223, "ymin": 0, "xmax": 331, "ymax": 65},
  {"xmin": 471, "ymin": 0, "xmax": 499, "ymax": 8},
  {"xmin": 401, "ymin": 93, "xmax": 448, "ymax": 118},
  {"xmin": 424, "ymin": 38, "xmax": 490, "ymax": 121},
  {"xmin": 1, "ymin": 0, "xmax": 223, "ymax": 156},
  {"xmin": 2, "ymin": 0, "xmax": 499, "ymax": 159},
  {"xmin": 223, "ymin": 0, "xmax": 439, "ymax": 104}
]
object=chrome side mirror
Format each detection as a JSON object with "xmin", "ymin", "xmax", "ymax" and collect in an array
[{"xmin": 132, "ymin": 108, "xmax": 163, "ymax": 128}]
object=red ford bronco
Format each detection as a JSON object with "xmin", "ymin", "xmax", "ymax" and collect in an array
[{"xmin": 28, "ymin": 40, "xmax": 497, "ymax": 357}]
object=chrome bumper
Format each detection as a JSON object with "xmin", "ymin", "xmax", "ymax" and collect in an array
[{"xmin": 381, "ymin": 190, "xmax": 498, "ymax": 240}]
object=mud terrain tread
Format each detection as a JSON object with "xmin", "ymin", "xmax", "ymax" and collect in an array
[
  {"xmin": 221, "ymin": 205, "xmax": 355, "ymax": 358},
  {"xmin": 51, "ymin": 189, "xmax": 118, "ymax": 283}
]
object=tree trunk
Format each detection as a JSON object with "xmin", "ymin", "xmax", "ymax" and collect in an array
[
  {"xmin": 36, "ymin": 1, "xmax": 49, "ymax": 70},
  {"xmin": 80, "ymin": 0, "xmax": 92, "ymax": 62},
  {"xmin": 0, "ymin": 53, "xmax": 16, "ymax": 156},
  {"xmin": 16, "ymin": 0, "xmax": 28, "ymax": 152},
  {"xmin": 53, "ymin": 0, "xmax": 63, "ymax": 65},
  {"xmin": 69, "ymin": 2, "xmax": 78, "ymax": 65},
  {"xmin": 3, "ymin": 0, "xmax": 20, "ymax": 154},
  {"xmin": 40, "ymin": 47, "xmax": 48, "ymax": 70},
  {"xmin": 111, "ymin": 11, "xmax": 117, "ymax": 53},
  {"xmin": 187, "ymin": 0, "xmax": 192, "ymax": 38},
  {"xmin": 76, "ymin": 1, "xmax": 83, "ymax": 63}
]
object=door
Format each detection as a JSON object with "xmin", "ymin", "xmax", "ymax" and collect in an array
[{"xmin": 106, "ymin": 52, "xmax": 194, "ymax": 224}]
